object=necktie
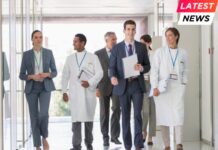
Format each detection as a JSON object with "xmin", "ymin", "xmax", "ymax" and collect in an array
[{"xmin": 128, "ymin": 44, "xmax": 133, "ymax": 56}]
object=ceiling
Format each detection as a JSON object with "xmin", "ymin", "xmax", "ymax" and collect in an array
[
  {"xmin": 41, "ymin": 0, "xmax": 154, "ymax": 17},
  {"xmin": 2, "ymin": 0, "xmax": 178, "ymax": 17}
]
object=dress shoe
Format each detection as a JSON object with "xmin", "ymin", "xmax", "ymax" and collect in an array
[
  {"xmin": 111, "ymin": 138, "xmax": 122, "ymax": 144},
  {"xmin": 103, "ymin": 141, "xmax": 109, "ymax": 146},
  {"xmin": 86, "ymin": 144, "xmax": 93, "ymax": 150},
  {"xmin": 147, "ymin": 141, "xmax": 153, "ymax": 146},
  {"xmin": 164, "ymin": 146, "xmax": 171, "ymax": 150},
  {"xmin": 176, "ymin": 144, "xmax": 183, "ymax": 150},
  {"xmin": 143, "ymin": 138, "xmax": 146, "ymax": 143}
]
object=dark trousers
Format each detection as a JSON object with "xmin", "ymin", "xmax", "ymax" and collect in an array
[
  {"xmin": 119, "ymin": 80, "xmax": 144, "ymax": 149},
  {"xmin": 99, "ymin": 94, "xmax": 120, "ymax": 142},
  {"xmin": 72, "ymin": 122, "xmax": 93, "ymax": 150},
  {"xmin": 25, "ymin": 81, "xmax": 51, "ymax": 147}
]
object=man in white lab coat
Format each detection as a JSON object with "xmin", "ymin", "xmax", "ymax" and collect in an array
[
  {"xmin": 150, "ymin": 27, "xmax": 188, "ymax": 150},
  {"xmin": 62, "ymin": 34, "xmax": 103, "ymax": 150}
]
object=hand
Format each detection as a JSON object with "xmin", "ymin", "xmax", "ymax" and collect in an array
[
  {"xmin": 96, "ymin": 89, "xmax": 101, "ymax": 97},
  {"xmin": 63, "ymin": 93, "xmax": 69, "ymax": 102},
  {"xmin": 81, "ymin": 80, "xmax": 89, "ymax": 88},
  {"xmin": 111, "ymin": 77, "xmax": 118, "ymax": 86},
  {"xmin": 39, "ymin": 73, "xmax": 50, "ymax": 78},
  {"xmin": 153, "ymin": 88, "xmax": 160, "ymax": 96},
  {"xmin": 134, "ymin": 64, "xmax": 143, "ymax": 71},
  {"xmin": 28, "ymin": 74, "xmax": 44, "ymax": 81}
]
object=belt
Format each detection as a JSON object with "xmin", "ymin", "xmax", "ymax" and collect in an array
[{"xmin": 127, "ymin": 77, "xmax": 138, "ymax": 82}]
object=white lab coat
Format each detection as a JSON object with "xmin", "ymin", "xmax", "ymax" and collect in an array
[
  {"xmin": 62, "ymin": 51, "xmax": 103, "ymax": 122},
  {"xmin": 150, "ymin": 46, "xmax": 188, "ymax": 126}
]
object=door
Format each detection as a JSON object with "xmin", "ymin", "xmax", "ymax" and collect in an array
[{"xmin": 201, "ymin": 26, "xmax": 213, "ymax": 144}]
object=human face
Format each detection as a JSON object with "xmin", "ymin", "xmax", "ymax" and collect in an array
[
  {"xmin": 106, "ymin": 34, "xmax": 117, "ymax": 49},
  {"xmin": 73, "ymin": 37, "xmax": 85, "ymax": 52},
  {"xmin": 165, "ymin": 30, "xmax": 178, "ymax": 48},
  {"xmin": 123, "ymin": 24, "xmax": 136, "ymax": 42},
  {"xmin": 32, "ymin": 32, "xmax": 43, "ymax": 47}
]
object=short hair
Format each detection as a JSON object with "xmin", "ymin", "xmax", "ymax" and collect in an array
[
  {"xmin": 165, "ymin": 27, "xmax": 180, "ymax": 44},
  {"xmin": 140, "ymin": 34, "xmax": 152, "ymax": 43},
  {"xmin": 75, "ymin": 33, "xmax": 87, "ymax": 45},
  {"xmin": 104, "ymin": 32, "xmax": 116, "ymax": 40},
  {"xmin": 123, "ymin": 20, "xmax": 136, "ymax": 29},
  {"xmin": 31, "ymin": 30, "xmax": 42, "ymax": 40}
]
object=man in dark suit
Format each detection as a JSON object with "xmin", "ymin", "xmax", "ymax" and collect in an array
[
  {"xmin": 95, "ymin": 32, "xmax": 121, "ymax": 147},
  {"xmin": 109, "ymin": 20, "xmax": 150, "ymax": 150},
  {"xmin": 19, "ymin": 30, "xmax": 57, "ymax": 150}
]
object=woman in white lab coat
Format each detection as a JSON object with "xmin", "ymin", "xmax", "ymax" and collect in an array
[{"xmin": 150, "ymin": 27, "xmax": 188, "ymax": 150}]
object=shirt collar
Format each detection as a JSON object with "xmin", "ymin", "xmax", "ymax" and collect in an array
[
  {"xmin": 76, "ymin": 50, "xmax": 86, "ymax": 53},
  {"xmin": 33, "ymin": 49, "xmax": 42, "ymax": 54},
  {"xmin": 105, "ymin": 47, "xmax": 111, "ymax": 52},
  {"xmin": 124, "ymin": 40, "xmax": 135, "ymax": 47}
]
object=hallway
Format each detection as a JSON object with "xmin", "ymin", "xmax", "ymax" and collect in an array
[
  {"xmin": 23, "ymin": 118, "xmax": 214, "ymax": 150},
  {"xmin": 21, "ymin": 101, "xmax": 214, "ymax": 150}
]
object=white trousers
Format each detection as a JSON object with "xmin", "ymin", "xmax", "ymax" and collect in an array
[{"xmin": 160, "ymin": 125, "xmax": 183, "ymax": 147}]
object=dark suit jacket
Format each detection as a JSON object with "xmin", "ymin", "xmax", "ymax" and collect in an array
[
  {"xmin": 2, "ymin": 52, "xmax": 10, "ymax": 96},
  {"xmin": 19, "ymin": 48, "xmax": 57, "ymax": 94},
  {"xmin": 95, "ymin": 48, "xmax": 113, "ymax": 96},
  {"xmin": 109, "ymin": 40, "xmax": 150, "ymax": 96}
]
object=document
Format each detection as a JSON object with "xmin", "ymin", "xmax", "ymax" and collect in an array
[
  {"xmin": 77, "ymin": 66, "xmax": 94, "ymax": 82},
  {"xmin": 122, "ymin": 54, "xmax": 140, "ymax": 79}
]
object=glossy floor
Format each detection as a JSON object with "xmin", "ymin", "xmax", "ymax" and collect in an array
[{"xmin": 23, "ymin": 119, "xmax": 214, "ymax": 150}]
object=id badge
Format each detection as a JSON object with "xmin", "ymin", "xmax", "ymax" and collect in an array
[
  {"xmin": 170, "ymin": 70, "xmax": 178, "ymax": 80},
  {"xmin": 144, "ymin": 75, "xmax": 149, "ymax": 81}
]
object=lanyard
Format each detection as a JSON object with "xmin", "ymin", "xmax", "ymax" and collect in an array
[
  {"xmin": 34, "ymin": 50, "xmax": 42, "ymax": 72},
  {"xmin": 168, "ymin": 47, "xmax": 179, "ymax": 69},
  {"xmin": 75, "ymin": 52, "xmax": 87, "ymax": 70}
]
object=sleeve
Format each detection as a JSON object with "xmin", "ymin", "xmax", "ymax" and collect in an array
[
  {"xmin": 61, "ymin": 57, "xmax": 71, "ymax": 93},
  {"xmin": 94, "ymin": 52, "xmax": 100, "ymax": 89},
  {"xmin": 19, "ymin": 52, "xmax": 29, "ymax": 81},
  {"xmin": 150, "ymin": 49, "xmax": 161, "ymax": 88},
  {"xmin": 109, "ymin": 46, "xmax": 117, "ymax": 78},
  {"xmin": 88, "ymin": 55, "xmax": 103, "ymax": 89},
  {"xmin": 141, "ymin": 45, "xmax": 151, "ymax": 74},
  {"xmin": 3, "ymin": 52, "xmax": 10, "ymax": 81},
  {"xmin": 49, "ymin": 51, "xmax": 57, "ymax": 78}
]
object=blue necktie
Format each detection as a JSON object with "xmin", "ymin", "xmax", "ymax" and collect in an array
[{"xmin": 128, "ymin": 44, "xmax": 133, "ymax": 56}]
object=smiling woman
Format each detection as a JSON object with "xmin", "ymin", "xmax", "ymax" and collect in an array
[{"xmin": 1, "ymin": 0, "xmax": 44, "ymax": 149}]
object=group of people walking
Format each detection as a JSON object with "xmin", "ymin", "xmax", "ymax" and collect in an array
[{"xmin": 19, "ymin": 19, "xmax": 188, "ymax": 150}]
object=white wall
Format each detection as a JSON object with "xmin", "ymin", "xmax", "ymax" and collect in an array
[
  {"xmin": 201, "ymin": 26, "xmax": 213, "ymax": 143},
  {"xmin": 175, "ymin": 25, "xmax": 201, "ymax": 141},
  {"xmin": 147, "ymin": 13, "xmax": 155, "ymax": 36},
  {"xmin": 213, "ymin": 10, "xmax": 218, "ymax": 149}
]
